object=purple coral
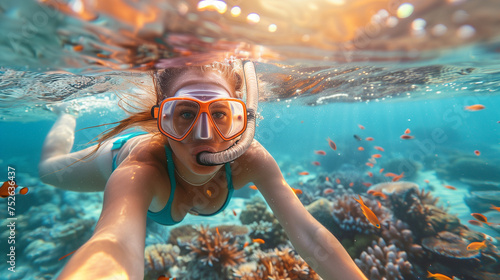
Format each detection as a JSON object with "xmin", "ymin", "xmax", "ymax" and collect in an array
[{"xmin": 355, "ymin": 238, "xmax": 413, "ymax": 280}]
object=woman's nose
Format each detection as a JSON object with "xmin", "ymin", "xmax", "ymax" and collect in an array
[{"xmin": 193, "ymin": 112, "xmax": 213, "ymax": 140}]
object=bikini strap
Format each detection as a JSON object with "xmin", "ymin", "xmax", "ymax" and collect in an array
[{"xmin": 224, "ymin": 162, "xmax": 234, "ymax": 191}]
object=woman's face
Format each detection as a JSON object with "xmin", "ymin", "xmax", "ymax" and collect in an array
[{"xmin": 166, "ymin": 69, "xmax": 238, "ymax": 174}]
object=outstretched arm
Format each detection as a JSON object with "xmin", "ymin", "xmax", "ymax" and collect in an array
[
  {"xmin": 57, "ymin": 160, "xmax": 157, "ymax": 279},
  {"xmin": 248, "ymin": 143, "xmax": 367, "ymax": 280}
]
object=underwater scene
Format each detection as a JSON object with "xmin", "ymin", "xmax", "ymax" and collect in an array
[{"xmin": 1, "ymin": 0, "xmax": 500, "ymax": 279}]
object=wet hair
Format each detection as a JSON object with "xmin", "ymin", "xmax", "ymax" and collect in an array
[{"xmin": 81, "ymin": 62, "xmax": 244, "ymax": 161}]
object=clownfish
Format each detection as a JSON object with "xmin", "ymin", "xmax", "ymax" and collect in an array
[{"xmin": 353, "ymin": 195, "xmax": 380, "ymax": 228}]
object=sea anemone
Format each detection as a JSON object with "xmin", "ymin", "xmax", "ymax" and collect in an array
[{"xmin": 181, "ymin": 225, "xmax": 246, "ymax": 279}]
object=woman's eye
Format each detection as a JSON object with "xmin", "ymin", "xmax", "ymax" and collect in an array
[
  {"xmin": 180, "ymin": 112, "xmax": 195, "ymax": 119},
  {"xmin": 212, "ymin": 112, "xmax": 226, "ymax": 119}
]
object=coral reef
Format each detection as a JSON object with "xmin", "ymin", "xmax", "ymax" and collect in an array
[
  {"xmin": 355, "ymin": 238, "xmax": 414, "ymax": 280},
  {"xmin": 181, "ymin": 225, "xmax": 246, "ymax": 280},
  {"xmin": 331, "ymin": 192, "xmax": 392, "ymax": 237},
  {"xmin": 233, "ymin": 247, "xmax": 320, "ymax": 280},
  {"xmin": 239, "ymin": 196, "xmax": 289, "ymax": 249},
  {"xmin": 464, "ymin": 190, "xmax": 500, "ymax": 213},
  {"xmin": 144, "ymin": 243, "xmax": 181, "ymax": 280},
  {"xmin": 436, "ymin": 156, "xmax": 500, "ymax": 183}
]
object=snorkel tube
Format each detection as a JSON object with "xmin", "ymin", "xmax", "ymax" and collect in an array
[{"xmin": 197, "ymin": 60, "xmax": 259, "ymax": 166}]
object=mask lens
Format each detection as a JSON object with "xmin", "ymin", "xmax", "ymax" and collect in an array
[
  {"xmin": 209, "ymin": 100, "xmax": 246, "ymax": 139},
  {"xmin": 160, "ymin": 100, "xmax": 200, "ymax": 139}
]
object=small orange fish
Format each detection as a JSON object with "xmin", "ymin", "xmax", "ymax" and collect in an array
[
  {"xmin": 366, "ymin": 162, "xmax": 374, "ymax": 168},
  {"xmin": 323, "ymin": 188, "xmax": 335, "ymax": 195},
  {"xmin": 444, "ymin": 185, "xmax": 456, "ymax": 190},
  {"xmin": 367, "ymin": 171, "xmax": 373, "ymax": 177},
  {"xmin": 336, "ymin": 178, "xmax": 341, "ymax": 184},
  {"xmin": 312, "ymin": 161, "xmax": 321, "ymax": 166},
  {"xmin": 467, "ymin": 240, "xmax": 487, "ymax": 251},
  {"xmin": 249, "ymin": 185, "xmax": 258, "ymax": 190},
  {"xmin": 490, "ymin": 205, "xmax": 500, "ymax": 212},
  {"xmin": 358, "ymin": 146, "xmax": 365, "ymax": 151},
  {"xmin": 427, "ymin": 271, "xmax": 453, "ymax": 280},
  {"xmin": 424, "ymin": 179, "xmax": 430, "ymax": 184},
  {"xmin": 298, "ymin": 171, "xmax": 309, "ymax": 176},
  {"xmin": 327, "ymin": 137, "xmax": 337, "ymax": 151},
  {"xmin": 362, "ymin": 182, "xmax": 372, "ymax": 187},
  {"xmin": 404, "ymin": 128, "xmax": 411, "ymax": 134},
  {"xmin": 325, "ymin": 176, "xmax": 330, "ymax": 182},
  {"xmin": 232, "ymin": 209, "xmax": 237, "ymax": 216},
  {"xmin": 365, "ymin": 137, "xmax": 374, "ymax": 141},
  {"xmin": 464, "ymin": 104, "xmax": 485, "ymax": 111},
  {"xmin": 471, "ymin": 213, "xmax": 492, "ymax": 225},
  {"xmin": 379, "ymin": 168, "xmax": 384, "ymax": 174},
  {"xmin": 354, "ymin": 195, "xmax": 381, "ymax": 228},
  {"xmin": 400, "ymin": 134, "xmax": 415, "ymax": 140},
  {"xmin": 358, "ymin": 124, "xmax": 365, "ymax": 130},
  {"xmin": 468, "ymin": 220, "xmax": 483, "ymax": 227},
  {"xmin": 73, "ymin": 45, "xmax": 84, "ymax": 52},
  {"xmin": 243, "ymin": 241, "xmax": 249, "ymax": 248},
  {"xmin": 474, "ymin": 150, "xmax": 480, "ymax": 156},
  {"xmin": 252, "ymin": 238, "xmax": 265, "ymax": 244},
  {"xmin": 372, "ymin": 154, "xmax": 382, "ymax": 158},
  {"xmin": 377, "ymin": 200, "xmax": 382, "ymax": 208},
  {"xmin": 315, "ymin": 150, "xmax": 326, "ymax": 155},
  {"xmin": 367, "ymin": 190, "xmax": 387, "ymax": 199},
  {"xmin": 392, "ymin": 172, "xmax": 404, "ymax": 182},
  {"xmin": 374, "ymin": 146, "xmax": 384, "ymax": 152},
  {"xmin": 96, "ymin": 53, "xmax": 109, "ymax": 58},
  {"xmin": 349, "ymin": 182, "xmax": 354, "ymax": 187},
  {"xmin": 292, "ymin": 188, "xmax": 303, "ymax": 195}
]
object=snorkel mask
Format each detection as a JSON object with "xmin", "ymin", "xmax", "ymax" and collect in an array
[{"xmin": 152, "ymin": 60, "xmax": 259, "ymax": 166}]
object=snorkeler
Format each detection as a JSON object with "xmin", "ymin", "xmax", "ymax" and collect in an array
[{"xmin": 39, "ymin": 60, "xmax": 367, "ymax": 280}]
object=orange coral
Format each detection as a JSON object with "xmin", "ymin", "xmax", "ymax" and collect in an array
[
  {"xmin": 188, "ymin": 225, "xmax": 245, "ymax": 267},
  {"xmin": 234, "ymin": 247, "xmax": 320, "ymax": 280}
]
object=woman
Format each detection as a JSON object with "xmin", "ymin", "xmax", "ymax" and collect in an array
[{"xmin": 39, "ymin": 60, "xmax": 367, "ymax": 279}]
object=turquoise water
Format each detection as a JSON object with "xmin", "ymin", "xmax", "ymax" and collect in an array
[{"xmin": 1, "ymin": 0, "xmax": 500, "ymax": 279}]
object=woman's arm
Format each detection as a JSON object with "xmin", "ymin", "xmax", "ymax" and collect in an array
[
  {"xmin": 247, "ymin": 143, "xmax": 367, "ymax": 280},
  {"xmin": 57, "ymin": 160, "xmax": 158, "ymax": 280}
]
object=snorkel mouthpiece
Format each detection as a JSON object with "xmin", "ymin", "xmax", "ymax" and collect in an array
[{"xmin": 197, "ymin": 60, "xmax": 259, "ymax": 166}]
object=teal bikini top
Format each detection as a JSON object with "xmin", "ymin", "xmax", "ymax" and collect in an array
[{"xmin": 146, "ymin": 145, "xmax": 234, "ymax": 225}]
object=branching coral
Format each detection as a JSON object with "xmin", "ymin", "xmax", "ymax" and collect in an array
[
  {"xmin": 233, "ymin": 247, "xmax": 320, "ymax": 280},
  {"xmin": 144, "ymin": 243, "xmax": 180, "ymax": 280},
  {"xmin": 181, "ymin": 225, "xmax": 246, "ymax": 280},
  {"xmin": 355, "ymin": 238, "xmax": 414, "ymax": 280}
]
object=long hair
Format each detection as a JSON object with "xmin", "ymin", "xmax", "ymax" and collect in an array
[{"xmin": 82, "ymin": 62, "xmax": 244, "ymax": 161}]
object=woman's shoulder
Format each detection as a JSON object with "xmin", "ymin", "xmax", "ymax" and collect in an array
[{"xmin": 122, "ymin": 134, "xmax": 168, "ymax": 169}]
